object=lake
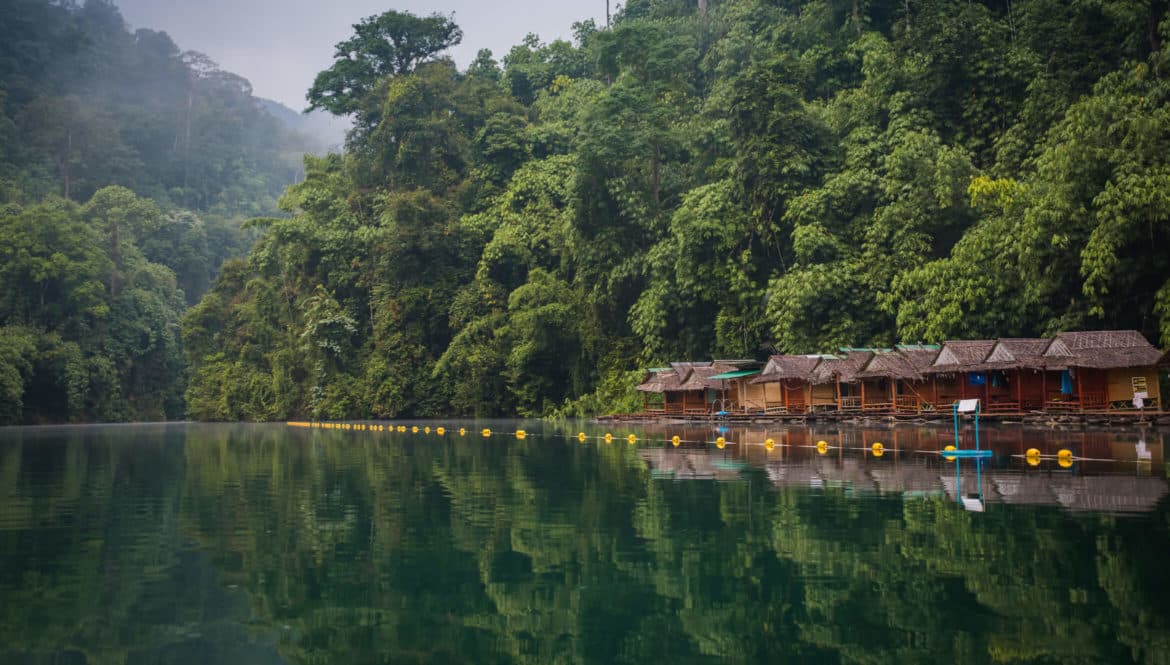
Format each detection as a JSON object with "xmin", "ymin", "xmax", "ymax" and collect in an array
[{"xmin": 2, "ymin": 421, "xmax": 1169, "ymax": 664}]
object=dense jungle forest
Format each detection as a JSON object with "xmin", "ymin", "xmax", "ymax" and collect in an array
[
  {"xmin": 0, "ymin": 0, "xmax": 325, "ymax": 423},
  {"xmin": 4, "ymin": 0, "xmax": 1170, "ymax": 423}
]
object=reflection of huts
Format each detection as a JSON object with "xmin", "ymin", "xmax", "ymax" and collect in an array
[
  {"xmin": 923, "ymin": 340, "xmax": 997, "ymax": 409},
  {"xmin": 1042, "ymin": 330, "xmax": 1164, "ymax": 410},
  {"xmin": 639, "ymin": 448, "xmax": 745, "ymax": 481},
  {"xmin": 748, "ymin": 355, "xmax": 823, "ymax": 414}
]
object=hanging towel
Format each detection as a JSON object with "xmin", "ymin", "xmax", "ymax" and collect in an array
[
  {"xmin": 990, "ymin": 372, "xmax": 1002, "ymax": 388},
  {"xmin": 1060, "ymin": 370, "xmax": 1074, "ymax": 395},
  {"xmin": 968, "ymin": 372, "xmax": 987, "ymax": 386}
]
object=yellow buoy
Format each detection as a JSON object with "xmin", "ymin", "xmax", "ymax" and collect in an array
[
  {"xmin": 765, "ymin": 438, "xmax": 775, "ymax": 451},
  {"xmin": 482, "ymin": 428, "xmax": 491, "ymax": 438},
  {"xmin": 436, "ymin": 427, "xmax": 445, "ymax": 435},
  {"xmin": 871, "ymin": 442, "xmax": 884, "ymax": 457},
  {"xmin": 411, "ymin": 426, "xmax": 419, "ymax": 434},
  {"xmin": 516, "ymin": 430, "xmax": 527, "ymax": 440},
  {"xmin": 816, "ymin": 440, "xmax": 828, "ymax": 455},
  {"xmin": 1057, "ymin": 449, "xmax": 1074, "ymax": 468},
  {"xmin": 577, "ymin": 432, "xmax": 587, "ymax": 442},
  {"xmin": 671, "ymin": 435, "xmax": 681, "ymax": 447},
  {"xmin": 398, "ymin": 426, "xmax": 406, "ymax": 433},
  {"xmin": 716, "ymin": 436, "xmax": 726, "ymax": 449},
  {"xmin": 459, "ymin": 428, "xmax": 466, "ymax": 436},
  {"xmin": 1025, "ymin": 447, "xmax": 1041, "ymax": 466},
  {"xmin": 604, "ymin": 433, "xmax": 613, "ymax": 444},
  {"xmin": 627, "ymin": 433, "xmax": 637, "ymax": 445},
  {"xmin": 942, "ymin": 444, "xmax": 957, "ymax": 460},
  {"xmin": 424, "ymin": 426, "xmax": 431, "ymax": 434}
]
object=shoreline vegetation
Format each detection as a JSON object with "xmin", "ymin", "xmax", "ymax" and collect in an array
[{"xmin": 4, "ymin": 0, "xmax": 1170, "ymax": 426}]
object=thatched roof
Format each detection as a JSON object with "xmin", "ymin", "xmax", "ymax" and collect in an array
[
  {"xmin": 968, "ymin": 338, "xmax": 1051, "ymax": 372},
  {"xmin": 677, "ymin": 363, "xmax": 741, "ymax": 391},
  {"xmin": 810, "ymin": 351, "xmax": 873, "ymax": 385},
  {"xmin": 855, "ymin": 351, "xmax": 923, "ymax": 380},
  {"xmin": 924, "ymin": 340, "xmax": 996, "ymax": 374},
  {"xmin": 636, "ymin": 369, "xmax": 677, "ymax": 393},
  {"xmin": 896, "ymin": 345, "xmax": 942, "ymax": 371},
  {"xmin": 1045, "ymin": 330, "xmax": 1163, "ymax": 370},
  {"xmin": 750, "ymin": 355, "xmax": 822, "ymax": 384}
]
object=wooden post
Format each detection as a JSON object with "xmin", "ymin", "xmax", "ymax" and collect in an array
[
  {"xmin": 861, "ymin": 380, "xmax": 866, "ymax": 411},
  {"xmin": 783, "ymin": 380, "xmax": 789, "ymax": 413},
  {"xmin": 1076, "ymin": 368, "xmax": 1084, "ymax": 412},
  {"xmin": 1016, "ymin": 370, "xmax": 1022, "ymax": 411},
  {"xmin": 1042, "ymin": 370, "xmax": 1048, "ymax": 411},
  {"xmin": 931, "ymin": 376, "xmax": 938, "ymax": 409},
  {"xmin": 836, "ymin": 376, "xmax": 842, "ymax": 413}
]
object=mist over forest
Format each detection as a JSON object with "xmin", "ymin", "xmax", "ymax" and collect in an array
[{"xmin": 3, "ymin": 0, "xmax": 1170, "ymax": 424}]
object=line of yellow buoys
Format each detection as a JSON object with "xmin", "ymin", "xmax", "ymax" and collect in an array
[
  {"xmin": 285, "ymin": 423, "xmax": 904, "ymax": 456},
  {"xmin": 287, "ymin": 422, "xmax": 1112, "ymax": 472}
]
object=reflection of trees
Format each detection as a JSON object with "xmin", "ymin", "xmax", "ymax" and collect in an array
[{"xmin": 2, "ymin": 425, "xmax": 1170, "ymax": 663}]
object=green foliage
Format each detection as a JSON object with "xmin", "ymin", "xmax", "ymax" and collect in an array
[
  {"xmin": 0, "ymin": 188, "xmax": 186, "ymax": 422},
  {"xmin": 0, "ymin": 1, "xmax": 317, "ymax": 215},
  {"xmin": 182, "ymin": 0, "xmax": 1170, "ymax": 420},
  {"xmin": 306, "ymin": 10, "xmax": 463, "ymax": 117}
]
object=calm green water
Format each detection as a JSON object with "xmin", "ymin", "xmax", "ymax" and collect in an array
[{"xmin": 2, "ymin": 421, "xmax": 1170, "ymax": 664}]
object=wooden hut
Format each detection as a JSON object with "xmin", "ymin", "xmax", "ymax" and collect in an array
[
  {"xmin": 1042, "ymin": 330, "xmax": 1164, "ymax": 411},
  {"xmin": 809, "ymin": 351, "xmax": 873, "ymax": 412},
  {"xmin": 709, "ymin": 367, "xmax": 765, "ymax": 413},
  {"xmin": 964, "ymin": 338, "xmax": 1051, "ymax": 412},
  {"xmin": 854, "ymin": 346, "xmax": 940, "ymax": 413},
  {"xmin": 635, "ymin": 368, "xmax": 673, "ymax": 414},
  {"xmin": 923, "ymin": 340, "xmax": 997, "ymax": 409},
  {"xmin": 660, "ymin": 363, "xmax": 704, "ymax": 415},
  {"xmin": 695, "ymin": 361, "xmax": 758, "ymax": 413},
  {"xmin": 896, "ymin": 344, "xmax": 942, "ymax": 410},
  {"xmin": 665, "ymin": 362, "xmax": 745, "ymax": 415},
  {"xmin": 748, "ymin": 355, "xmax": 822, "ymax": 414}
]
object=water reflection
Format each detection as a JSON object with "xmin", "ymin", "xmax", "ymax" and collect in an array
[
  {"xmin": 628, "ymin": 423, "xmax": 1168, "ymax": 514},
  {"xmin": 1, "ymin": 422, "xmax": 1169, "ymax": 664}
]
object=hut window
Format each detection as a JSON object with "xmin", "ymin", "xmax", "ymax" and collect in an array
[{"xmin": 1132, "ymin": 376, "xmax": 1148, "ymax": 393}]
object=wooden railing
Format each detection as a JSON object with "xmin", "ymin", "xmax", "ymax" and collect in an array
[
  {"xmin": 1046, "ymin": 391, "xmax": 1108, "ymax": 411},
  {"xmin": 894, "ymin": 396, "xmax": 920, "ymax": 413},
  {"xmin": 839, "ymin": 396, "xmax": 862, "ymax": 411}
]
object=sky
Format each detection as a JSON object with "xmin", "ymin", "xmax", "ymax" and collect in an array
[{"xmin": 114, "ymin": 0, "xmax": 610, "ymax": 110}]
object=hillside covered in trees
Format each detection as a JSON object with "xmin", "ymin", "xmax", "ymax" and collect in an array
[
  {"xmin": 0, "ymin": 0, "xmax": 322, "ymax": 423},
  {"xmin": 5, "ymin": 0, "xmax": 1170, "ymax": 424},
  {"xmin": 182, "ymin": 0, "xmax": 1170, "ymax": 421}
]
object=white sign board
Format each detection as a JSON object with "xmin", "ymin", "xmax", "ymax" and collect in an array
[{"xmin": 957, "ymin": 399, "xmax": 980, "ymax": 413}]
